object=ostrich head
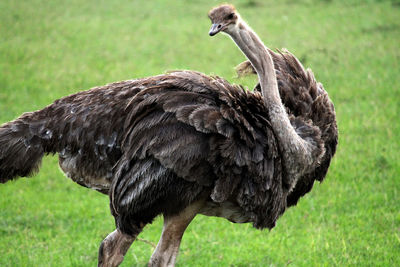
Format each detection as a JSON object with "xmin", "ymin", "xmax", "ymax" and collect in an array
[{"xmin": 208, "ymin": 4, "xmax": 240, "ymax": 36}]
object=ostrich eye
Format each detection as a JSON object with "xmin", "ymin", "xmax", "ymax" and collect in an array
[{"xmin": 226, "ymin": 13, "xmax": 234, "ymax": 20}]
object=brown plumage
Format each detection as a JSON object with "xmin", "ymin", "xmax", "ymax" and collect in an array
[
  {"xmin": 239, "ymin": 49, "xmax": 338, "ymax": 207},
  {"xmin": 0, "ymin": 4, "xmax": 337, "ymax": 267}
]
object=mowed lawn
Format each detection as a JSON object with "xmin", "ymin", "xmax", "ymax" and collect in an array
[{"xmin": 0, "ymin": 0, "xmax": 399, "ymax": 266}]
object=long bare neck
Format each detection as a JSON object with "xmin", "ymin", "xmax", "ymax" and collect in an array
[
  {"xmin": 226, "ymin": 19, "xmax": 319, "ymax": 183},
  {"xmin": 227, "ymin": 20, "xmax": 279, "ymax": 102}
]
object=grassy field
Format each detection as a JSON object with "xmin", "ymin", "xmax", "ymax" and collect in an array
[{"xmin": 1, "ymin": 0, "xmax": 399, "ymax": 266}]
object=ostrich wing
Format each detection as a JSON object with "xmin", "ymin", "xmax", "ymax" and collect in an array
[
  {"xmin": 237, "ymin": 50, "xmax": 338, "ymax": 207},
  {"xmin": 110, "ymin": 71, "xmax": 286, "ymax": 230}
]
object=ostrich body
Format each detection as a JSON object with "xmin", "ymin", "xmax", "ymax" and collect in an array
[{"xmin": 0, "ymin": 4, "xmax": 337, "ymax": 267}]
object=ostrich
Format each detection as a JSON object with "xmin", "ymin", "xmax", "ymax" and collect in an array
[{"xmin": 0, "ymin": 4, "xmax": 337, "ymax": 267}]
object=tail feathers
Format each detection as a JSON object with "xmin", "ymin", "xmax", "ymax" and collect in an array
[{"xmin": 0, "ymin": 120, "xmax": 45, "ymax": 183}]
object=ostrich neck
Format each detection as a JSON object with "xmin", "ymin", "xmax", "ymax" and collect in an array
[
  {"xmin": 228, "ymin": 22, "xmax": 279, "ymax": 102},
  {"xmin": 227, "ymin": 21, "xmax": 315, "ymax": 180}
]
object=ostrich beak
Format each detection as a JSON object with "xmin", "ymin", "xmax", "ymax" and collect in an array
[{"xmin": 209, "ymin": 23, "xmax": 222, "ymax": 36}]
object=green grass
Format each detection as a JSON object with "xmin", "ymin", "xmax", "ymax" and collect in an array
[{"xmin": 1, "ymin": 0, "xmax": 399, "ymax": 266}]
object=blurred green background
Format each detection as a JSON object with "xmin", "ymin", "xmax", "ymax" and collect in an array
[{"xmin": 0, "ymin": 0, "xmax": 399, "ymax": 266}]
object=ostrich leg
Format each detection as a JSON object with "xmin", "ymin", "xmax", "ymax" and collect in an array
[
  {"xmin": 148, "ymin": 201, "xmax": 204, "ymax": 267},
  {"xmin": 98, "ymin": 228, "xmax": 140, "ymax": 267}
]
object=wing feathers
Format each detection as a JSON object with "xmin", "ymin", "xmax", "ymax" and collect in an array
[{"xmin": 111, "ymin": 71, "xmax": 286, "ymax": 229}]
